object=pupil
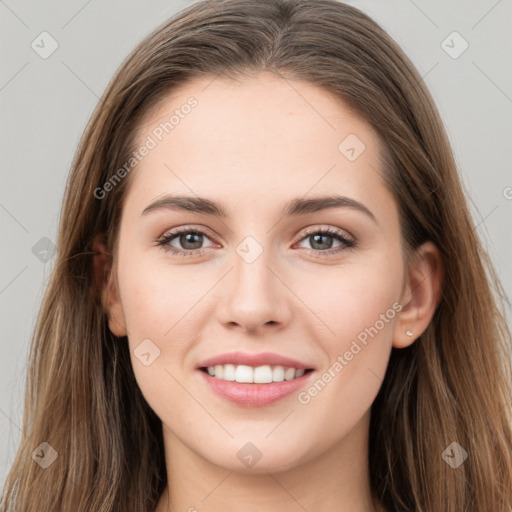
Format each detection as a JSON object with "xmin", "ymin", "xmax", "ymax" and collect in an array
[
  {"xmin": 311, "ymin": 234, "xmax": 332, "ymax": 250},
  {"xmin": 181, "ymin": 232, "xmax": 202, "ymax": 249}
]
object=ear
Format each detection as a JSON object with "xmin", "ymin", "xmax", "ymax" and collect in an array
[
  {"xmin": 393, "ymin": 241, "xmax": 443, "ymax": 348},
  {"xmin": 92, "ymin": 234, "xmax": 127, "ymax": 337}
]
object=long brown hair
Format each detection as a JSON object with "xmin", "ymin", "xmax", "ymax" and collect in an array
[{"xmin": 2, "ymin": 1, "xmax": 511, "ymax": 510}]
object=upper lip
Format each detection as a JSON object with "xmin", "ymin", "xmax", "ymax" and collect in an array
[{"xmin": 197, "ymin": 351, "xmax": 314, "ymax": 370}]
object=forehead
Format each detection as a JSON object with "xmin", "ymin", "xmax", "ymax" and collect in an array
[{"xmin": 124, "ymin": 71, "xmax": 389, "ymax": 215}]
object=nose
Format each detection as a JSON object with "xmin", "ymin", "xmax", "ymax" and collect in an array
[{"xmin": 215, "ymin": 246, "xmax": 292, "ymax": 335}]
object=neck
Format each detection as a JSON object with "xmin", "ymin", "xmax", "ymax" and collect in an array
[{"xmin": 156, "ymin": 410, "xmax": 383, "ymax": 512}]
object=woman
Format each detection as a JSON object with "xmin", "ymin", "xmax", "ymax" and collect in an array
[{"xmin": 2, "ymin": 0, "xmax": 511, "ymax": 510}]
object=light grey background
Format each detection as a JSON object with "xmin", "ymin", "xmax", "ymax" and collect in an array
[{"xmin": 1, "ymin": 0, "xmax": 511, "ymax": 484}]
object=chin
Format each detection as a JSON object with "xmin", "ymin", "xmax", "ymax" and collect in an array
[{"xmin": 199, "ymin": 438, "xmax": 310, "ymax": 475}]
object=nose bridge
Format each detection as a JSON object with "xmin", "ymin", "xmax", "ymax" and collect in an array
[
  {"xmin": 232, "ymin": 238, "xmax": 276, "ymax": 305},
  {"xmin": 217, "ymin": 236, "xmax": 289, "ymax": 331}
]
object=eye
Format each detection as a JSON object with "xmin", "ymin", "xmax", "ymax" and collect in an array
[
  {"xmin": 155, "ymin": 225, "xmax": 356, "ymax": 258},
  {"xmin": 156, "ymin": 227, "xmax": 215, "ymax": 257},
  {"xmin": 294, "ymin": 226, "xmax": 356, "ymax": 256}
]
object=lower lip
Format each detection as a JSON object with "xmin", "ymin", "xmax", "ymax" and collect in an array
[{"xmin": 198, "ymin": 369, "xmax": 314, "ymax": 407}]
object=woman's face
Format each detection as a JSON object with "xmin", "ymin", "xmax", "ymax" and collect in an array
[{"xmin": 105, "ymin": 71, "xmax": 410, "ymax": 472}]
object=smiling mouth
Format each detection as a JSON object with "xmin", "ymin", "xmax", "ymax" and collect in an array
[{"xmin": 199, "ymin": 364, "xmax": 314, "ymax": 384}]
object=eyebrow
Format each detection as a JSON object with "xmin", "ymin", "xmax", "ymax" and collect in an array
[{"xmin": 141, "ymin": 194, "xmax": 377, "ymax": 224}]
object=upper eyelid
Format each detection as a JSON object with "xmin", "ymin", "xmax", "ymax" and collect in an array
[
  {"xmin": 161, "ymin": 224, "xmax": 216, "ymax": 238},
  {"xmin": 298, "ymin": 225, "xmax": 353, "ymax": 240}
]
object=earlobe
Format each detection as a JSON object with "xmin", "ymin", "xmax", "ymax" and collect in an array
[
  {"xmin": 393, "ymin": 241, "xmax": 443, "ymax": 348},
  {"xmin": 92, "ymin": 234, "xmax": 127, "ymax": 338}
]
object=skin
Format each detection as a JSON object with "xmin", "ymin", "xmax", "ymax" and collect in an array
[{"xmin": 94, "ymin": 71, "xmax": 442, "ymax": 512}]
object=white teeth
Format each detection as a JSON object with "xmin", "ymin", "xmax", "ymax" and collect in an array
[
  {"xmin": 272, "ymin": 365, "xmax": 285, "ymax": 382},
  {"xmin": 214, "ymin": 365, "xmax": 223, "ymax": 379},
  {"xmin": 235, "ymin": 364, "xmax": 253, "ymax": 383},
  {"xmin": 205, "ymin": 364, "xmax": 308, "ymax": 383},
  {"xmin": 223, "ymin": 364, "xmax": 236, "ymax": 381},
  {"xmin": 284, "ymin": 367, "xmax": 296, "ymax": 380},
  {"xmin": 253, "ymin": 365, "xmax": 273, "ymax": 383}
]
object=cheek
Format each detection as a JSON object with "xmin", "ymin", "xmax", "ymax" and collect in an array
[
  {"xmin": 115, "ymin": 250, "xmax": 220, "ymax": 398},
  {"xmin": 118, "ymin": 251, "xmax": 204, "ymax": 338},
  {"xmin": 292, "ymin": 258, "xmax": 401, "ymax": 413},
  {"xmin": 293, "ymin": 254, "xmax": 402, "ymax": 345}
]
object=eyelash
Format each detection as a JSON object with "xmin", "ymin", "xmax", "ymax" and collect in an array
[{"xmin": 155, "ymin": 225, "xmax": 356, "ymax": 258}]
